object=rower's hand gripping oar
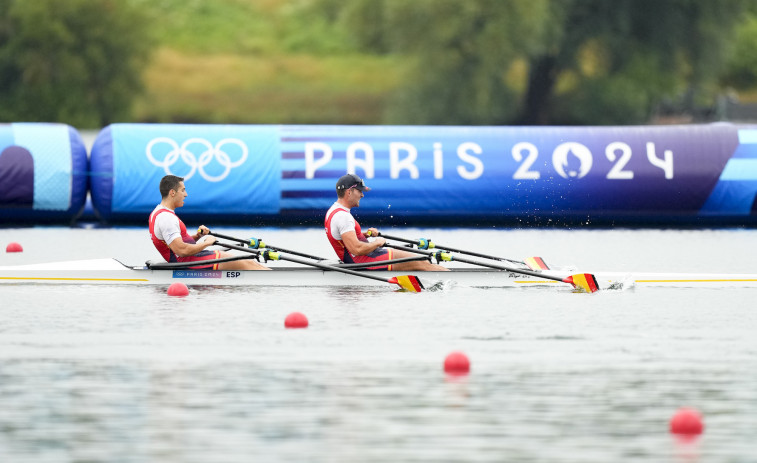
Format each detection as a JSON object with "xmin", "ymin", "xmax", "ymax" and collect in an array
[
  {"xmin": 203, "ymin": 229, "xmax": 327, "ymax": 261},
  {"xmin": 365, "ymin": 231, "xmax": 549, "ymax": 271},
  {"xmin": 213, "ymin": 239, "xmax": 425, "ymax": 293},
  {"xmin": 382, "ymin": 243, "xmax": 599, "ymax": 293}
]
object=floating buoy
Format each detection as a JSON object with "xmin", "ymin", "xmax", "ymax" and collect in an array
[
  {"xmin": 285, "ymin": 312, "xmax": 308, "ymax": 329},
  {"xmin": 670, "ymin": 408, "xmax": 704, "ymax": 435},
  {"xmin": 6, "ymin": 242, "xmax": 23, "ymax": 253},
  {"xmin": 444, "ymin": 351, "xmax": 470, "ymax": 375},
  {"xmin": 167, "ymin": 282, "xmax": 189, "ymax": 297}
]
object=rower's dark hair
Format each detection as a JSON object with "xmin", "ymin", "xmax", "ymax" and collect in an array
[{"xmin": 160, "ymin": 175, "xmax": 184, "ymax": 198}]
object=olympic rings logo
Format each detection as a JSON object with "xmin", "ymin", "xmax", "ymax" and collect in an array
[{"xmin": 146, "ymin": 137, "xmax": 248, "ymax": 182}]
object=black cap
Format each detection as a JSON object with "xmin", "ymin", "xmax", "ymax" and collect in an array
[{"xmin": 336, "ymin": 173, "xmax": 371, "ymax": 191}]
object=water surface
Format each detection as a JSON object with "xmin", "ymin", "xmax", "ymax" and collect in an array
[{"xmin": 1, "ymin": 227, "xmax": 755, "ymax": 462}]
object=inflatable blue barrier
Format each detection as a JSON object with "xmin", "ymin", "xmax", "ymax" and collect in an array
[
  {"xmin": 88, "ymin": 123, "xmax": 757, "ymax": 226},
  {"xmin": 90, "ymin": 124, "xmax": 280, "ymax": 223},
  {"xmin": 0, "ymin": 123, "xmax": 87, "ymax": 224}
]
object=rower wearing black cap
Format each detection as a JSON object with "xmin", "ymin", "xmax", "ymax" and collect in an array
[{"xmin": 324, "ymin": 173, "xmax": 448, "ymax": 271}]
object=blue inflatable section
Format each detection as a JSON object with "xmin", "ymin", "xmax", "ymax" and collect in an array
[
  {"xmin": 89, "ymin": 126, "xmax": 113, "ymax": 221},
  {"xmin": 88, "ymin": 122, "xmax": 757, "ymax": 225},
  {"xmin": 0, "ymin": 123, "xmax": 87, "ymax": 224},
  {"xmin": 90, "ymin": 124, "xmax": 280, "ymax": 222},
  {"xmin": 700, "ymin": 128, "xmax": 757, "ymax": 216}
]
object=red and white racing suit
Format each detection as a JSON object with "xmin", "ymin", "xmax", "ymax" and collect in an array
[
  {"xmin": 149, "ymin": 206, "xmax": 221, "ymax": 269},
  {"xmin": 324, "ymin": 203, "xmax": 393, "ymax": 270}
]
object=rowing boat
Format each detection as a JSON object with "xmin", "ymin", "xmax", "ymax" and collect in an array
[{"xmin": 1, "ymin": 258, "xmax": 756, "ymax": 289}]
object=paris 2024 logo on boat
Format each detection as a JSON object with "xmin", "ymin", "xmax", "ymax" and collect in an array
[{"xmin": 552, "ymin": 142, "xmax": 593, "ymax": 179}]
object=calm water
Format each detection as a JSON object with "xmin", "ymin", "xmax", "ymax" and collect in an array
[{"xmin": 1, "ymin": 227, "xmax": 756, "ymax": 462}]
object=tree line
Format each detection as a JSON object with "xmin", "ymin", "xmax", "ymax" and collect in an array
[{"xmin": 0, "ymin": 0, "xmax": 754, "ymax": 127}]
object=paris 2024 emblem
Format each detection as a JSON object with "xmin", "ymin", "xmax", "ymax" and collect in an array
[{"xmin": 552, "ymin": 142, "xmax": 593, "ymax": 179}]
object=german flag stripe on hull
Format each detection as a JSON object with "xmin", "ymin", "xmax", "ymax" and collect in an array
[{"xmin": 524, "ymin": 257, "xmax": 549, "ymax": 270}]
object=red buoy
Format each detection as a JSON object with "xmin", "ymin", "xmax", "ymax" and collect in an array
[
  {"xmin": 285, "ymin": 312, "xmax": 309, "ymax": 329},
  {"xmin": 6, "ymin": 242, "xmax": 23, "ymax": 253},
  {"xmin": 444, "ymin": 351, "xmax": 470, "ymax": 375},
  {"xmin": 670, "ymin": 408, "xmax": 704, "ymax": 435},
  {"xmin": 167, "ymin": 282, "xmax": 190, "ymax": 297}
]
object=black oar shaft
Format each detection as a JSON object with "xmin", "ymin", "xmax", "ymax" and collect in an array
[
  {"xmin": 266, "ymin": 246, "xmax": 326, "ymax": 261},
  {"xmin": 208, "ymin": 231, "xmax": 326, "ymax": 261},
  {"xmin": 444, "ymin": 254, "xmax": 560, "ymax": 282},
  {"xmin": 336, "ymin": 255, "xmax": 428, "ymax": 269},
  {"xmin": 376, "ymin": 232, "xmax": 524, "ymax": 265},
  {"xmin": 207, "ymin": 231, "xmax": 251, "ymax": 245},
  {"xmin": 435, "ymin": 244, "xmax": 523, "ymax": 265},
  {"xmin": 218, "ymin": 241, "xmax": 401, "ymax": 285},
  {"xmin": 383, "ymin": 243, "xmax": 564, "ymax": 284},
  {"xmin": 375, "ymin": 232, "xmax": 417, "ymax": 245}
]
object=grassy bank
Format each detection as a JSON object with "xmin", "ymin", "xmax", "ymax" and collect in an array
[
  {"xmin": 130, "ymin": 0, "xmax": 398, "ymax": 124},
  {"xmin": 134, "ymin": 48, "xmax": 401, "ymax": 124}
]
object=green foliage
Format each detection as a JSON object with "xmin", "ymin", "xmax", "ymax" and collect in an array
[
  {"xmin": 339, "ymin": 0, "xmax": 750, "ymax": 125},
  {"xmin": 128, "ymin": 0, "xmax": 274, "ymax": 54},
  {"xmin": 517, "ymin": 0, "xmax": 749, "ymax": 124},
  {"xmin": 339, "ymin": 0, "xmax": 548, "ymax": 124},
  {"xmin": 1, "ymin": 0, "xmax": 755, "ymax": 126},
  {"xmin": 723, "ymin": 14, "xmax": 757, "ymax": 89},
  {"xmin": 130, "ymin": 0, "xmax": 354, "ymax": 55},
  {"xmin": 0, "ymin": 0, "xmax": 153, "ymax": 127}
]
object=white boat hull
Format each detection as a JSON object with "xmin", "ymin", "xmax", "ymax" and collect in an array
[{"xmin": 1, "ymin": 258, "xmax": 756, "ymax": 290}]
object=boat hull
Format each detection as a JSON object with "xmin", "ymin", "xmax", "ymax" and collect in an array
[{"xmin": 1, "ymin": 258, "xmax": 757, "ymax": 289}]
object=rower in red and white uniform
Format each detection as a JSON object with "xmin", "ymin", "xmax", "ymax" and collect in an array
[
  {"xmin": 325, "ymin": 173, "xmax": 448, "ymax": 271},
  {"xmin": 149, "ymin": 175, "xmax": 269, "ymax": 270}
]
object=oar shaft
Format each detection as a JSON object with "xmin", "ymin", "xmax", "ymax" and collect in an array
[
  {"xmin": 374, "ymin": 231, "xmax": 524, "ymax": 265},
  {"xmin": 208, "ymin": 231, "xmax": 326, "ymax": 261},
  {"xmin": 336, "ymin": 255, "xmax": 428, "ymax": 269},
  {"xmin": 434, "ymin": 244, "xmax": 523, "ymax": 265},
  {"xmin": 208, "ymin": 231, "xmax": 248, "ymax": 245},
  {"xmin": 443, "ymin": 254, "xmax": 560, "ymax": 282},
  {"xmin": 375, "ymin": 232, "xmax": 417, "ymax": 245},
  {"xmin": 383, "ymin": 243, "xmax": 564, "ymax": 283},
  {"xmin": 218, "ymin": 241, "xmax": 401, "ymax": 285},
  {"xmin": 266, "ymin": 245, "xmax": 326, "ymax": 261}
]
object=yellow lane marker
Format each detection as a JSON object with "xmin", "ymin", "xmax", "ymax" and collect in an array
[
  {"xmin": 0, "ymin": 277, "xmax": 149, "ymax": 282},
  {"xmin": 635, "ymin": 279, "xmax": 757, "ymax": 283}
]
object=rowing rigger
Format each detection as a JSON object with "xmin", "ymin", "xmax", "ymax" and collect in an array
[{"xmin": 1, "ymin": 258, "xmax": 757, "ymax": 289}]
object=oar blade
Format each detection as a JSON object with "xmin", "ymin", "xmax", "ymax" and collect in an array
[
  {"xmin": 524, "ymin": 256, "xmax": 549, "ymax": 271},
  {"xmin": 562, "ymin": 273, "xmax": 600, "ymax": 293},
  {"xmin": 389, "ymin": 275, "xmax": 425, "ymax": 292}
]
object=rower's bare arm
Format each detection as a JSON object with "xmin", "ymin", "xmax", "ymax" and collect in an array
[
  {"xmin": 168, "ymin": 235, "xmax": 216, "ymax": 257},
  {"xmin": 341, "ymin": 231, "xmax": 385, "ymax": 256}
]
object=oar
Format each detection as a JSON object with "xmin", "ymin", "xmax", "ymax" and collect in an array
[
  {"xmin": 205, "ymin": 230, "xmax": 327, "ymax": 261},
  {"xmin": 215, "ymin": 240, "xmax": 425, "ymax": 292},
  {"xmin": 383, "ymin": 243, "xmax": 599, "ymax": 293},
  {"xmin": 336, "ymin": 255, "xmax": 430, "ymax": 269},
  {"xmin": 366, "ymin": 231, "xmax": 549, "ymax": 270}
]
